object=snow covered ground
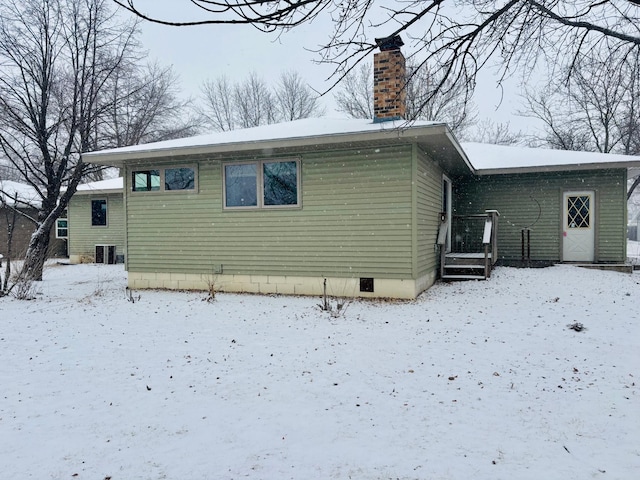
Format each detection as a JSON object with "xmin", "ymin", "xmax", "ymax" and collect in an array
[{"xmin": 1, "ymin": 263, "xmax": 638, "ymax": 480}]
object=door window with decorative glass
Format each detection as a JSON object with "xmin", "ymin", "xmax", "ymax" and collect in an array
[{"xmin": 566, "ymin": 195, "xmax": 591, "ymax": 228}]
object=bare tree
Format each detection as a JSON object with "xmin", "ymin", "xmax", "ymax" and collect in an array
[
  {"xmin": 521, "ymin": 48, "xmax": 640, "ymax": 198},
  {"xmin": 334, "ymin": 63, "xmax": 374, "ymax": 120},
  {"xmin": 233, "ymin": 72, "xmax": 278, "ymax": 128},
  {"xmin": 0, "ymin": 191, "xmax": 19, "ymax": 294},
  {"xmin": 197, "ymin": 70, "xmax": 324, "ymax": 131},
  {"xmin": 0, "ymin": 0, "xmax": 190, "ymax": 282},
  {"xmin": 101, "ymin": 62, "xmax": 198, "ymax": 149},
  {"xmin": 521, "ymin": 88, "xmax": 593, "ymax": 151},
  {"xmin": 334, "ymin": 62, "xmax": 476, "ymax": 133},
  {"xmin": 405, "ymin": 63, "xmax": 476, "ymax": 133},
  {"xmin": 275, "ymin": 71, "xmax": 325, "ymax": 121},
  {"xmin": 462, "ymin": 119, "xmax": 523, "ymax": 145},
  {"xmin": 0, "ymin": 161, "xmax": 20, "ymax": 182},
  {"xmin": 198, "ymin": 76, "xmax": 236, "ymax": 132},
  {"xmin": 114, "ymin": 1, "xmax": 640, "ymax": 113}
]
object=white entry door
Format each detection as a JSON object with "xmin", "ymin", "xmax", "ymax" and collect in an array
[{"xmin": 562, "ymin": 191, "xmax": 595, "ymax": 262}]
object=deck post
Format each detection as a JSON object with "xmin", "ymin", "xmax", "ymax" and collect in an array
[
  {"xmin": 437, "ymin": 214, "xmax": 448, "ymax": 279},
  {"xmin": 484, "ymin": 244, "xmax": 490, "ymax": 278},
  {"xmin": 486, "ymin": 210, "xmax": 500, "ymax": 266}
]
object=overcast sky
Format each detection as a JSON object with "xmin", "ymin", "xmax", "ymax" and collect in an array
[{"xmin": 127, "ymin": 1, "xmax": 534, "ymax": 133}]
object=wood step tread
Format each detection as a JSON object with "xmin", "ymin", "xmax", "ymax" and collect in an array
[
  {"xmin": 442, "ymin": 274, "xmax": 487, "ymax": 280},
  {"xmin": 445, "ymin": 253, "xmax": 492, "ymax": 259},
  {"xmin": 443, "ymin": 264, "xmax": 487, "ymax": 269}
]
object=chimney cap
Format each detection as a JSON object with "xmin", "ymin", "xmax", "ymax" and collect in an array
[{"xmin": 375, "ymin": 35, "xmax": 404, "ymax": 51}]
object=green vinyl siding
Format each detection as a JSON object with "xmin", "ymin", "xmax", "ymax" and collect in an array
[
  {"xmin": 415, "ymin": 147, "xmax": 444, "ymax": 277},
  {"xmin": 455, "ymin": 169, "xmax": 627, "ymax": 262},
  {"xmin": 68, "ymin": 192, "xmax": 125, "ymax": 259},
  {"xmin": 124, "ymin": 145, "xmax": 416, "ymax": 278}
]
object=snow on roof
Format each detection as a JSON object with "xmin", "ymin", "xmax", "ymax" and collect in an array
[
  {"xmin": 83, "ymin": 117, "xmax": 441, "ymax": 158},
  {"xmin": 82, "ymin": 116, "xmax": 640, "ymax": 175},
  {"xmin": 75, "ymin": 177, "xmax": 123, "ymax": 193},
  {"xmin": 462, "ymin": 142, "xmax": 640, "ymax": 174},
  {"xmin": 0, "ymin": 180, "xmax": 41, "ymax": 208}
]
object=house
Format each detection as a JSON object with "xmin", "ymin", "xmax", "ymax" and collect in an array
[
  {"xmin": 629, "ymin": 211, "xmax": 639, "ymax": 242},
  {"xmin": 0, "ymin": 180, "xmax": 67, "ymax": 260},
  {"xmin": 458, "ymin": 142, "xmax": 636, "ymax": 265},
  {"xmin": 81, "ymin": 36, "xmax": 640, "ymax": 299},
  {"xmin": 67, "ymin": 177, "xmax": 125, "ymax": 264}
]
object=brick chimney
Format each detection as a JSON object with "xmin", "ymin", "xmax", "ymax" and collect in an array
[{"xmin": 373, "ymin": 35, "xmax": 406, "ymax": 122}]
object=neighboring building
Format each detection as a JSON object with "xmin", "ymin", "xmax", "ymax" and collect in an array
[
  {"xmin": 629, "ymin": 212, "xmax": 639, "ymax": 242},
  {"xmin": 81, "ymin": 36, "xmax": 640, "ymax": 299},
  {"xmin": 0, "ymin": 180, "xmax": 67, "ymax": 259},
  {"xmin": 67, "ymin": 177, "xmax": 124, "ymax": 264}
]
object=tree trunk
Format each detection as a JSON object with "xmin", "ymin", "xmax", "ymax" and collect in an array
[
  {"xmin": 628, "ymin": 175, "xmax": 640, "ymax": 200},
  {"xmin": 2, "ymin": 206, "xmax": 17, "ymax": 292},
  {"xmin": 19, "ymin": 222, "xmax": 53, "ymax": 282}
]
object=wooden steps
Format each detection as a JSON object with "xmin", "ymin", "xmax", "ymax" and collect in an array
[
  {"xmin": 437, "ymin": 210, "xmax": 500, "ymax": 283},
  {"xmin": 441, "ymin": 252, "xmax": 490, "ymax": 281}
]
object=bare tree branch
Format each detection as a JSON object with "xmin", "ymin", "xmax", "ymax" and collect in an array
[
  {"xmin": 0, "ymin": 0, "xmax": 194, "ymax": 281},
  {"xmin": 521, "ymin": 47, "xmax": 640, "ymax": 155},
  {"xmin": 114, "ymin": 1, "xmax": 640, "ymax": 116},
  {"xmin": 197, "ymin": 70, "xmax": 324, "ymax": 131}
]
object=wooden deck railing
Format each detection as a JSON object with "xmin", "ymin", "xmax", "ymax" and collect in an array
[{"xmin": 438, "ymin": 210, "xmax": 500, "ymax": 280}]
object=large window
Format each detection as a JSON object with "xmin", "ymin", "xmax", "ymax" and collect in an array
[
  {"xmin": 224, "ymin": 159, "xmax": 299, "ymax": 209},
  {"xmin": 91, "ymin": 199, "xmax": 107, "ymax": 226},
  {"xmin": 132, "ymin": 166, "xmax": 196, "ymax": 193}
]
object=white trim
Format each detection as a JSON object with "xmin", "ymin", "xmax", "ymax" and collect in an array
[
  {"xmin": 55, "ymin": 218, "xmax": 68, "ymax": 239},
  {"xmin": 562, "ymin": 190, "xmax": 596, "ymax": 262}
]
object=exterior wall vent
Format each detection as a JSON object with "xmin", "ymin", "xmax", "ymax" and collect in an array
[{"xmin": 360, "ymin": 277, "xmax": 374, "ymax": 293}]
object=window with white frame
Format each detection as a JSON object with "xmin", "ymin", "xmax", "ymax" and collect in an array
[
  {"xmin": 131, "ymin": 166, "xmax": 196, "ymax": 193},
  {"xmin": 56, "ymin": 218, "xmax": 68, "ymax": 239},
  {"xmin": 224, "ymin": 159, "xmax": 299, "ymax": 209}
]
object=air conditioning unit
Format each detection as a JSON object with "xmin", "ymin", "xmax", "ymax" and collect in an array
[{"xmin": 95, "ymin": 245, "xmax": 116, "ymax": 264}]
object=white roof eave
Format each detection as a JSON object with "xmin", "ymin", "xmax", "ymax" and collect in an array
[
  {"xmin": 476, "ymin": 161, "xmax": 640, "ymax": 176},
  {"xmin": 74, "ymin": 188, "xmax": 123, "ymax": 195},
  {"xmin": 83, "ymin": 123, "xmax": 454, "ymax": 167}
]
